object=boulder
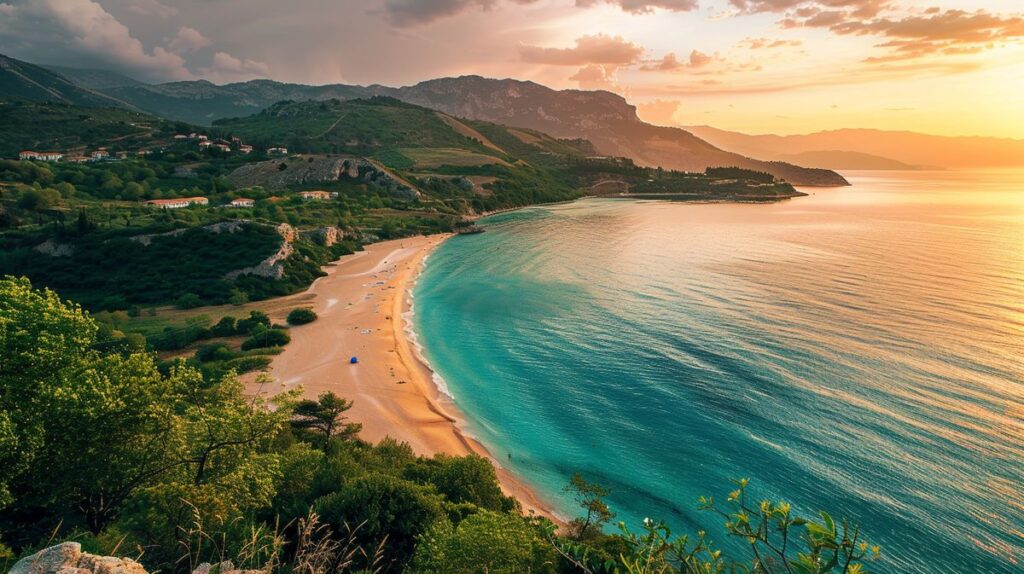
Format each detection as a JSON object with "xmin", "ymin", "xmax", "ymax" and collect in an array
[{"xmin": 9, "ymin": 543, "xmax": 147, "ymax": 574}]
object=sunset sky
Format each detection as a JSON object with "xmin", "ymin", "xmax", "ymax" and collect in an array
[{"xmin": 1, "ymin": 0, "xmax": 1022, "ymax": 138}]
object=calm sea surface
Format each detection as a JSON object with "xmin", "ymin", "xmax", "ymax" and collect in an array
[{"xmin": 412, "ymin": 170, "xmax": 1024, "ymax": 573}]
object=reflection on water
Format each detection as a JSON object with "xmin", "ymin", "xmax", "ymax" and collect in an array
[{"xmin": 414, "ymin": 170, "xmax": 1024, "ymax": 573}]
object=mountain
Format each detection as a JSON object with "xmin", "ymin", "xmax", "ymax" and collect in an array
[
  {"xmin": 0, "ymin": 54, "xmax": 130, "ymax": 108},
  {"xmin": 47, "ymin": 65, "xmax": 847, "ymax": 186},
  {"xmin": 773, "ymin": 150, "xmax": 920, "ymax": 170},
  {"xmin": 686, "ymin": 125, "xmax": 1024, "ymax": 170},
  {"xmin": 43, "ymin": 65, "xmax": 145, "ymax": 90},
  {"xmin": 382, "ymin": 77, "xmax": 846, "ymax": 186}
]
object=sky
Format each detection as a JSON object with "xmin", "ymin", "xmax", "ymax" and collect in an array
[{"xmin": 0, "ymin": 0, "xmax": 1022, "ymax": 138}]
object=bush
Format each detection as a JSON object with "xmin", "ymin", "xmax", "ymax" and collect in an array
[
  {"xmin": 286, "ymin": 308, "xmax": 317, "ymax": 325},
  {"xmin": 409, "ymin": 510, "xmax": 557, "ymax": 574},
  {"xmin": 240, "ymin": 328, "xmax": 290, "ymax": 351},
  {"xmin": 176, "ymin": 293, "xmax": 202, "ymax": 309},
  {"xmin": 316, "ymin": 474, "xmax": 447, "ymax": 570},
  {"xmin": 211, "ymin": 316, "xmax": 237, "ymax": 337},
  {"xmin": 236, "ymin": 310, "xmax": 270, "ymax": 334}
]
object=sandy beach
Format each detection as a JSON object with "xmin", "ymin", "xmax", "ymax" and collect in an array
[{"xmin": 265, "ymin": 234, "xmax": 557, "ymax": 520}]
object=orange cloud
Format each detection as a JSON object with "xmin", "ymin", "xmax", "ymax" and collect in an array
[
  {"xmin": 788, "ymin": 7, "xmax": 1024, "ymax": 63},
  {"xmin": 574, "ymin": 0, "xmax": 698, "ymax": 13},
  {"xmin": 520, "ymin": 34, "xmax": 644, "ymax": 66},
  {"xmin": 740, "ymin": 37, "xmax": 803, "ymax": 49},
  {"xmin": 640, "ymin": 50, "xmax": 716, "ymax": 71}
]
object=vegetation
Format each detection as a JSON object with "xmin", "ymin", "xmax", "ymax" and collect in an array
[
  {"xmin": 0, "ymin": 277, "xmax": 880, "ymax": 574},
  {"xmin": 287, "ymin": 307, "xmax": 318, "ymax": 325}
]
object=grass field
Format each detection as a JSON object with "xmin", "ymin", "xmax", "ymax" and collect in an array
[{"xmin": 399, "ymin": 147, "xmax": 510, "ymax": 168}]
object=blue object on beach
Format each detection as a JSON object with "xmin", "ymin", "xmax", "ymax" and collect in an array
[{"xmin": 350, "ymin": 356, "xmax": 359, "ymax": 364}]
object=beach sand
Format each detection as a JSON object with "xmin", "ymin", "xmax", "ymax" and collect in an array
[{"xmin": 263, "ymin": 234, "xmax": 558, "ymax": 521}]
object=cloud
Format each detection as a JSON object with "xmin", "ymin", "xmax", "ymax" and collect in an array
[
  {"xmin": 200, "ymin": 51, "xmax": 272, "ymax": 83},
  {"xmin": 568, "ymin": 63, "xmax": 622, "ymax": 90},
  {"xmin": 379, "ymin": 0, "xmax": 696, "ymax": 26},
  {"xmin": 125, "ymin": 0, "xmax": 177, "ymax": 18},
  {"xmin": 380, "ymin": 0, "xmax": 541, "ymax": 27},
  {"xmin": 635, "ymin": 99, "xmax": 681, "ymax": 125},
  {"xmin": 729, "ymin": 0, "xmax": 890, "ymax": 18},
  {"xmin": 0, "ymin": 0, "xmax": 191, "ymax": 81},
  {"xmin": 520, "ymin": 34, "xmax": 644, "ymax": 66},
  {"xmin": 640, "ymin": 50, "xmax": 715, "ymax": 71},
  {"xmin": 574, "ymin": 0, "xmax": 699, "ymax": 14},
  {"xmin": 740, "ymin": 37, "xmax": 803, "ymax": 49},
  {"xmin": 168, "ymin": 26, "xmax": 211, "ymax": 54},
  {"xmin": 784, "ymin": 7, "xmax": 1024, "ymax": 62}
]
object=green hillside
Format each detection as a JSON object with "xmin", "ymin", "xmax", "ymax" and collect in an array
[
  {"xmin": 0, "ymin": 100, "xmax": 186, "ymax": 157},
  {"xmin": 0, "ymin": 54, "xmax": 129, "ymax": 108}
]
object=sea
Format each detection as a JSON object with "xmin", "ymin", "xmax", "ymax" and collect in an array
[{"xmin": 411, "ymin": 170, "xmax": 1024, "ymax": 573}]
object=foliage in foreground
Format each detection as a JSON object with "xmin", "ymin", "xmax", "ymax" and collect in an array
[{"xmin": 0, "ymin": 276, "xmax": 878, "ymax": 574}]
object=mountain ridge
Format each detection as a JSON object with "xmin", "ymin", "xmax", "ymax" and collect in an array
[
  {"xmin": 685, "ymin": 125, "xmax": 1024, "ymax": 169},
  {"xmin": 17, "ymin": 59, "xmax": 846, "ymax": 186}
]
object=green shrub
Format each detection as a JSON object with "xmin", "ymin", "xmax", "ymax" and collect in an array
[
  {"xmin": 176, "ymin": 293, "xmax": 202, "ymax": 309},
  {"xmin": 236, "ymin": 310, "xmax": 270, "ymax": 334},
  {"xmin": 316, "ymin": 474, "xmax": 447, "ymax": 570},
  {"xmin": 211, "ymin": 316, "xmax": 237, "ymax": 337},
  {"xmin": 286, "ymin": 308, "xmax": 317, "ymax": 325},
  {"xmin": 240, "ymin": 328, "xmax": 290, "ymax": 351}
]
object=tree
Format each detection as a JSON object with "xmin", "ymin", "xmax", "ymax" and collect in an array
[
  {"xmin": 290, "ymin": 392, "xmax": 361, "ymax": 450},
  {"xmin": 176, "ymin": 293, "xmax": 202, "ymax": 309},
  {"xmin": 406, "ymin": 454, "xmax": 515, "ymax": 512},
  {"xmin": 563, "ymin": 473, "xmax": 614, "ymax": 540},
  {"xmin": 409, "ymin": 510, "xmax": 558, "ymax": 574},
  {"xmin": 0, "ymin": 278, "xmax": 189, "ymax": 535},
  {"xmin": 316, "ymin": 473, "xmax": 447, "ymax": 570},
  {"xmin": 286, "ymin": 307, "xmax": 317, "ymax": 325},
  {"xmin": 241, "ymin": 328, "xmax": 290, "ymax": 350}
]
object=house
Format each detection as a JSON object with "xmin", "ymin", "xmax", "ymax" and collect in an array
[
  {"xmin": 66, "ymin": 155, "xmax": 89, "ymax": 163},
  {"xmin": 299, "ymin": 190, "xmax": 338, "ymax": 201},
  {"xmin": 173, "ymin": 134, "xmax": 188, "ymax": 140},
  {"xmin": 19, "ymin": 151, "xmax": 63, "ymax": 161},
  {"xmin": 116, "ymin": 151, "xmax": 130, "ymax": 160},
  {"xmin": 267, "ymin": 147, "xmax": 288, "ymax": 155},
  {"xmin": 229, "ymin": 198, "xmax": 255, "ymax": 208},
  {"xmin": 144, "ymin": 197, "xmax": 209, "ymax": 209},
  {"xmin": 213, "ymin": 143, "xmax": 231, "ymax": 152},
  {"xmin": 198, "ymin": 140, "xmax": 213, "ymax": 148},
  {"xmin": 239, "ymin": 144, "xmax": 253, "ymax": 154},
  {"xmin": 90, "ymin": 150, "xmax": 109, "ymax": 161}
]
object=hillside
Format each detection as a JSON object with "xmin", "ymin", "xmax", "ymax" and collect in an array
[
  {"xmin": 0, "ymin": 54, "xmax": 130, "ymax": 108},
  {"xmin": 686, "ymin": 125, "xmax": 1024, "ymax": 169},
  {"xmin": 40, "ymin": 60, "xmax": 847, "ymax": 186},
  {"xmin": 774, "ymin": 150, "xmax": 921, "ymax": 170},
  {"xmin": 0, "ymin": 100, "xmax": 183, "ymax": 157}
]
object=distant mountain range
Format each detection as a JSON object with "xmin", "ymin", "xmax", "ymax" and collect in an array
[
  {"xmin": 685, "ymin": 126, "xmax": 1024, "ymax": 170},
  {"xmin": 0, "ymin": 53, "xmax": 846, "ymax": 186}
]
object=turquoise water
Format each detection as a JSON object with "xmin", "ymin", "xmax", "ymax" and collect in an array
[{"xmin": 412, "ymin": 171, "xmax": 1024, "ymax": 573}]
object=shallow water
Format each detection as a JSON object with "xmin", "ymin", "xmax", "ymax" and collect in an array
[{"xmin": 413, "ymin": 170, "xmax": 1024, "ymax": 573}]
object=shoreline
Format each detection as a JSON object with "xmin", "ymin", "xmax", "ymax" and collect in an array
[{"xmin": 265, "ymin": 233, "xmax": 561, "ymax": 522}]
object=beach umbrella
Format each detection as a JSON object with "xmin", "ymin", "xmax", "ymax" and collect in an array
[{"xmin": 350, "ymin": 356, "xmax": 359, "ymax": 364}]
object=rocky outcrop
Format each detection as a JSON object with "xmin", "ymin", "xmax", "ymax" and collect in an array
[
  {"xmin": 224, "ymin": 222, "xmax": 296, "ymax": 280},
  {"xmin": 129, "ymin": 221, "xmax": 247, "ymax": 246},
  {"xmin": 190, "ymin": 561, "xmax": 260, "ymax": 574},
  {"xmin": 300, "ymin": 226, "xmax": 344, "ymax": 247},
  {"xmin": 228, "ymin": 156, "xmax": 419, "ymax": 199},
  {"xmin": 33, "ymin": 239, "xmax": 75, "ymax": 257},
  {"xmin": 9, "ymin": 542, "xmax": 147, "ymax": 574},
  {"xmin": 8, "ymin": 544, "xmax": 262, "ymax": 574}
]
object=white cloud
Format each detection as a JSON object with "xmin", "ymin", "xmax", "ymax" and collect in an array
[
  {"xmin": 201, "ymin": 51, "xmax": 271, "ymax": 83},
  {"xmin": 168, "ymin": 26, "xmax": 211, "ymax": 53},
  {"xmin": 0, "ymin": 0, "xmax": 191, "ymax": 81}
]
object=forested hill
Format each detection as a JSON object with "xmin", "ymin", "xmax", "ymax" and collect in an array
[{"xmin": 6, "ymin": 51, "xmax": 848, "ymax": 186}]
